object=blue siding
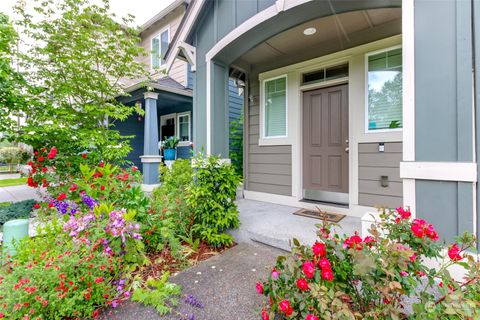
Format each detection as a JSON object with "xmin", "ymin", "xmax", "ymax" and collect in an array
[
  {"xmin": 414, "ymin": 0, "xmax": 475, "ymax": 242},
  {"xmin": 114, "ymin": 112, "xmax": 144, "ymax": 170},
  {"xmin": 187, "ymin": 64, "xmax": 194, "ymax": 89}
]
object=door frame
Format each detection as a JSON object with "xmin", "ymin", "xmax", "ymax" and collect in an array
[{"xmin": 299, "ymin": 78, "xmax": 350, "ymax": 204}]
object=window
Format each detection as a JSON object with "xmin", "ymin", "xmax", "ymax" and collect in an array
[
  {"xmin": 160, "ymin": 112, "xmax": 191, "ymax": 143},
  {"xmin": 366, "ymin": 47, "xmax": 402, "ymax": 131},
  {"xmin": 302, "ymin": 63, "xmax": 348, "ymax": 85},
  {"xmin": 177, "ymin": 112, "xmax": 191, "ymax": 142},
  {"xmin": 151, "ymin": 27, "xmax": 170, "ymax": 69},
  {"xmin": 264, "ymin": 76, "xmax": 287, "ymax": 137}
]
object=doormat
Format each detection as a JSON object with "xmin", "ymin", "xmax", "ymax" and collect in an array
[{"xmin": 293, "ymin": 209, "xmax": 345, "ymax": 223}]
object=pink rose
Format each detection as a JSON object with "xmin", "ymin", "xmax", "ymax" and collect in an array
[
  {"xmin": 318, "ymin": 258, "xmax": 331, "ymax": 270},
  {"xmin": 261, "ymin": 309, "xmax": 269, "ymax": 320},
  {"xmin": 255, "ymin": 282, "xmax": 263, "ymax": 294},
  {"xmin": 302, "ymin": 260, "xmax": 315, "ymax": 279},
  {"xmin": 321, "ymin": 268, "xmax": 334, "ymax": 281},
  {"xmin": 306, "ymin": 315, "xmax": 319, "ymax": 320},
  {"xmin": 278, "ymin": 300, "xmax": 293, "ymax": 316},
  {"xmin": 448, "ymin": 243, "xmax": 462, "ymax": 261},
  {"xmin": 396, "ymin": 207, "xmax": 412, "ymax": 219},
  {"xmin": 271, "ymin": 268, "xmax": 279, "ymax": 279},
  {"xmin": 312, "ymin": 241, "xmax": 326, "ymax": 257},
  {"xmin": 296, "ymin": 278, "xmax": 309, "ymax": 291}
]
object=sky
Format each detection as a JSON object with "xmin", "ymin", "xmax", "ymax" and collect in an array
[{"xmin": 0, "ymin": 0, "xmax": 176, "ymax": 26}]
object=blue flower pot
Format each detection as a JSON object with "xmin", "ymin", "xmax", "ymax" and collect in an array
[{"xmin": 164, "ymin": 148, "xmax": 176, "ymax": 161}]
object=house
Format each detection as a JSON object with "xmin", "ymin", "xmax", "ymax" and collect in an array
[
  {"xmin": 114, "ymin": 0, "xmax": 244, "ymax": 190},
  {"xmin": 162, "ymin": 0, "xmax": 480, "ymax": 245}
]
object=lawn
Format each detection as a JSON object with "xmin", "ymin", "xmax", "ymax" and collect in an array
[{"xmin": 0, "ymin": 177, "xmax": 27, "ymax": 187}]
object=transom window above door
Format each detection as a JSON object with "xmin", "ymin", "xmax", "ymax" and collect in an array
[
  {"xmin": 366, "ymin": 46, "xmax": 403, "ymax": 131},
  {"xmin": 151, "ymin": 26, "xmax": 170, "ymax": 69}
]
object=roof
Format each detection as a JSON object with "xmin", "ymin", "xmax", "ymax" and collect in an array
[
  {"xmin": 140, "ymin": 0, "xmax": 189, "ymax": 33},
  {"xmin": 124, "ymin": 76, "xmax": 192, "ymax": 97}
]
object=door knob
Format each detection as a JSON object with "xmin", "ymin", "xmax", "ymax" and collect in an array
[{"xmin": 345, "ymin": 147, "xmax": 349, "ymax": 153}]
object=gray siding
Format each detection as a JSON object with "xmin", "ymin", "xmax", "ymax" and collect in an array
[
  {"xmin": 414, "ymin": 0, "xmax": 475, "ymax": 242},
  {"xmin": 358, "ymin": 142, "xmax": 402, "ymax": 208},
  {"xmin": 246, "ymin": 78, "xmax": 292, "ymax": 196}
]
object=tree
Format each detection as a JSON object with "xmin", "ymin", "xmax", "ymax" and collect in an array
[
  {"xmin": 0, "ymin": 13, "xmax": 25, "ymax": 135},
  {"xmin": 11, "ymin": 0, "xmax": 149, "ymax": 162}
]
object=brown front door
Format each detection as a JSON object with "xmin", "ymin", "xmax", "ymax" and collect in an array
[{"xmin": 303, "ymin": 84, "xmax": 348, "ymax": 202}]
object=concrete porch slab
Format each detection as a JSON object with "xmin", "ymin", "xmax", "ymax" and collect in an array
[{"xmin": 230, "ymin": 199, "xmax": 362, "ymax": 251}]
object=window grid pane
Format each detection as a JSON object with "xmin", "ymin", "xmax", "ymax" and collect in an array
[
  {"xmin": 151, "ymin": 37, "xmax": 160, "ymax": 68},
  {"xmin": 160, "ymin": 30, "xmax": 169, "ymax": 65},
  {"xmin": 265, "ymin": 77, "xmax": 287, "ymax": 137},
  {"xmin": 367, "ymin": 48, "xmax": 403, "ymax": 130},
  {"xmin": 178, "ymin": 115, "xmax": 189, "ymax": 141}
]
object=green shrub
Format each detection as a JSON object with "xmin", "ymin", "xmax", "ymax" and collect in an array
[
  {"xmin": 0, "ymin": 199, "xmax": 35, "ymax": 226},
  {"xmin": 0, "ymin": 147, "xmax": 31, "ymax": 167},
  {"xmin": 142, "ymin": 160, "xmax": 194, "ymax": 256},
  {"xmin": 229, "ymin": 111, "xmax": 243, "ymax": 177},
  {"xmin": 187, "ymin": 155, "xmax": 241, "ymax": 247}
]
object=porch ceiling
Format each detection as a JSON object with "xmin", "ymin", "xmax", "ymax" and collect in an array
[{"xmin": 234, "ymin": 8, "xmax": 401, "ymax": 72}]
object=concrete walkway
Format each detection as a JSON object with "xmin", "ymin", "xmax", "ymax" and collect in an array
[
  {"xmin": 100, "ymin": 243, "xmax": 284, "ymax": 320},
  {"xmin": 231, "ymin": 199, "xmax": 362, "ymax": 251},
  {"xmin": 0, "ymin": 173, "xmax": 21, "ymax": 180},
  {"xmin": 0, "ymin": 185, "xmax": 39, "ymax": 203}
]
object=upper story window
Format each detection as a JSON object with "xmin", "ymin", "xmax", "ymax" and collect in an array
[
  {"xmin": 263, "ymin": 75, "xmax": 287, "ymax": 138},
  {"xmin": 366, "ymin": 46, "xmax": 402, "ymax": 131},
  {"xmin": 151, "ymin": 26, "xmax": 170, "ymax": 69}
]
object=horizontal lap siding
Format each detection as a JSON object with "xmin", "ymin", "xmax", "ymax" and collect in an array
[
  {"xmin": 358, "ymin": 142, "xmax": 402, "ymax": 208},
  {"xmin": 246, "ymin": 79, "xmax": 292, "ymax": 196}
]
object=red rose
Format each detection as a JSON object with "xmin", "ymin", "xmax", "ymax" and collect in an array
[
  {"xmin": 312, "ymin": 241, "xmax": 326, "ymax": 256},
  {"xmin": 302, "ymin": 260, "xmax": 315, "ymax": 279},
  {"xmin": 57, "ymin": 193, "xmax": 67, "ymax": 201},
  {"xmin": 94, "ymin": 277, "xmax": 104, "ymax": 283},
  {"xmin": 425, "ymin": 224, "xmax": 439, "ymax": 241},
  {"xmin": 363, "ymin": 236, "xmax": 375, "ymax": 247},
  {"xmin": 81, "ymin": 153, "xmax": 87, "ymax": 159},
  {"xmin": 278, "ymin": 299, "xmax": 293, "ymax": 316},
  {"xmin": 255, "ymin": 282, "xmax": 263, "ymax": 294},
  {"xmin": 306, "ymin": 315, "xmax": 319, "ymax": 320},
  {"xmin": 321, "ymin": 268, "xmax": 334, "ymax": 281},
  {"xmin": 69, "ymin": 184, "xmax": 77, "ymax": 191},
  {"xmin": 343, "ymin": 234, "xmax": 363, "ymax": 250},
  {"xmin": 38, "ymin": 156, "xmax": 44, "ymax": 162},
  {"xmin": 411, "ymin": 223, "xmax": 424, "ymax": 238},
  {"xmin": 261, "ymin": 309, "xmax": 269, "ymax": 320},
  {"xmin": 33, "ymin": 203, "xmax": 40, "ymax": 210},
  {"xmin": 91, "ymin": 310, "xmax": 99, "ymax": 318},
  {"xmin": 318, "ymin": 258, "xmax": 331, "ymax": 270},
  {"xmin": 448, "ymin": 243, "xmax": 462, "ymax": 261},
  {"xmin": 296, "ymin": 278, "xmax": 309, "ymax": 291},
  {"xmin": 100, "ymin": 185, "xmax": 105, "ymax": 191},
  {"xmin": 47, "ymin": 147, "xmax": 57, "ymax": 159},
  {"xmin": 396, "ymin": 207, "xmax": 412, "ymax": 219}
]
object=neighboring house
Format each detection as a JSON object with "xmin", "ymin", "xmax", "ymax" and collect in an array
[
  {"xmin": 163, "ymin": 0, "xmax": 480, "ymax": 245},
  {"xmin": 114, "ymin": 0, "xmax": 193, "ymax": 188},
  {"xmin": 115, "ymin": 0, "xmax": 244, "ymax": 191}
]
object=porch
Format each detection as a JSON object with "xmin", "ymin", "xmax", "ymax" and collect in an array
[
  {"xmin": 232, "ymin": 199, "xmax": 361, "ymax": 251},
  {"xmin": 197, "ymin": 4, "xmax": 403, "ymax": 221}
]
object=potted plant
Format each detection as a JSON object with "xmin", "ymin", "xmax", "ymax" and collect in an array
[{"xmin": 162, "ymin": 136, "xmax": 179, "ymax": 161}]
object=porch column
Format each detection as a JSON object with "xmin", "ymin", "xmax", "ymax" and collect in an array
[{"xmin": 140, "ymin": 91, "xmax": 162, "ymax": 191}]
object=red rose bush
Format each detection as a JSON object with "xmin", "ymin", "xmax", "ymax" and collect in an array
[{"xmin": 257, "ymin": 208, "xmax": 480, "ymax": 319}]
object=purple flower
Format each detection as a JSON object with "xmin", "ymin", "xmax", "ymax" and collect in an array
[{"xmin": 81, "ymin": 194, "xmax": 97, "ymax": 209}]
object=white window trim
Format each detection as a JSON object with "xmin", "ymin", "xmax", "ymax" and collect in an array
[
  {"xmin": 364, "ymin": 44, "xmax": 403, "ymax": 133},
  {"xmin": 176, "ymin": 111, "xmax": 192, "ymax": 146},
  {"xmin": 160, "ymin": 111, "xmax": 192, "ymax": 147},
  {"xmin": 150, "ymin": 25, "xmax": 171, "ymax": 72},
  {"xmin": 259, "ymin": 74, "xmax": 289, "ymax": 145}
]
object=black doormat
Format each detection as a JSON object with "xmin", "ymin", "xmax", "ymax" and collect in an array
[{"xmin": 293, "ymin": 209, "xmax": 345, "ymax": 223}]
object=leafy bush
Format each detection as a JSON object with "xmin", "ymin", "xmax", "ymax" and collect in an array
[
  {"xmin": 0, "ymin": 200, "xmax": 35, "ymax": 226},
  {"xmin": 141, "ymin": 160, "xmax": 194, "ymax": 256},
  {"xmin": 131, "ymin": 272, "xmax": 181, "ymax": 315},
  {"xmin": 257, "ymin": 208, "xmax": 480, "ymax": 319},
  {"xmin": 229, "ymin": 111, "xmax": 243, "ymax": 177},
  {"xmin": 187, "ymin": 155, "xmax": 241, "ymax": 247},
  {"xmin": 0, "ymin": 203, "xmax": 145, "ymax": 319}
]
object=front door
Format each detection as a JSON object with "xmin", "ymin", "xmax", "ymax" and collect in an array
[{"xmin": 303, "ymin": 84, "xmax": 349, "ymax": 204}]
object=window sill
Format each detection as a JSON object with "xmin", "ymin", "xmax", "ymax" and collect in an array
[
  {"xmin": 178, "ymin": 141, "xmax": 192, "ymax": 147},
  {"xmin": 258, "ymin": 137, "xmax": 292, "ymax": 146}
]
